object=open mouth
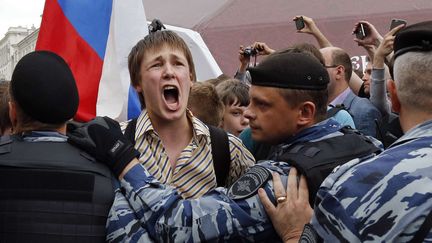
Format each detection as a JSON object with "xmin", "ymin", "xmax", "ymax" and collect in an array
[{"xmin": 163, "ymin": 85, "xmax": 179, "ymax": 109}]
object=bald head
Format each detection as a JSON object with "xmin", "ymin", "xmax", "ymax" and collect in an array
[{"xmin": 320, "ymin": 47, "xmax": 352, "ymax": 82}]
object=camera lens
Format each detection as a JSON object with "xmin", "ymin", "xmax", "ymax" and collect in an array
[{"xmin": 243, "ymin": 47, "xmax": 256, "ymax": 57}]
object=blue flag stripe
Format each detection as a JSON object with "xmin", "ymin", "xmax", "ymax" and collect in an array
[{"xmin": 57, "ymin": 0, "xmax": 112, "ymax": 59}]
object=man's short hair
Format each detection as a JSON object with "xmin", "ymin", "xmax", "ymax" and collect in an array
[
  {"xmin": 393, "ymin": 20, "xmax": 432, "ymax": 113},
  {"xmin": 291, "ymin": 43, "xmax": 325, "ymax": 65},
  {"xmin": 128, "ymin": 30, "xmax": 196, "ymax": 109},
  {"xmin": 330, "ymin": 48, "xmax": 353, "ymax": 81},
  {"xmin": 188, "ymin": 82, "xmax": 224, "ymax": 127},
  {"xmin": 203, "ymin": 74, "xmax": 231, "ymax": 86},
  {"xmin": 394, "ymin": 51, "xmax": 432, "ymax": 112},
  {"xmin": 0, "ymin": 82, "xmax": 11, "ymax": 134},
  {"xmin": 277, "ymin": 88, "xmax": 329, "ymax": 122},
  {"xmin": 216, "ymin": 79, "xmax": 250, "ymax": 107}
]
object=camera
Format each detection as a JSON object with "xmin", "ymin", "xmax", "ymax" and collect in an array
[{"xmin": 243, "ymin": 47, "xmax": 258, "ymax": 57}]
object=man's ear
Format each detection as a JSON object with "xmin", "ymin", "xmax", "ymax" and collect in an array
[
  {"xmin": 8, "ymin": 101, "xmax": 17, "ymax": 128},
  {"xmin": 190, "ymin": 73, "xmax": 195, "ymax": 83},
  {"xmin": 218, "ymin": 119, "xmax": 224, "ymax": 129},
  {"xmin": 134, "ymin": 84, "xmax": 142, "ymax": 93},
  {"xmin": 387, "ymin": 79, "xmax": 401, "ymax": 113},
  {"xmin": 297, "ymin": 101, "xmax": 315, "ymax": 126},
  {"xmin": 335, "ymin": 65, "xmax": 345, "ymax": 80}
]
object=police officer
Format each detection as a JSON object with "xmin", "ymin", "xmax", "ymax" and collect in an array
[
  {"xmin": 68, "ymin": 49, "xmax": 382, "ymax": 242},
  {"xmin": 266, "ymin": 20, "xmax": 432, "ymax": 242},
  {"xmin": 0, "ymin": 51, "xmax": 116, "ymax": 242}
]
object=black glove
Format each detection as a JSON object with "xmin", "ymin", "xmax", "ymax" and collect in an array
[{"xmin": 67, "ymin": 116, "xmax": 140, "ymax": 177}]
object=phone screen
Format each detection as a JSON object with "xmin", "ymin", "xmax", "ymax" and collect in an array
[
  {"xmin": 355, "ymin": 23, "xmax": 366, "ymax": 40},
  {"xmin": 390, "ymin": 19, "xmax": 407, "ymax": 30}
]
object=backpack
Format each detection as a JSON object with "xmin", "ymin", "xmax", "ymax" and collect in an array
[
  {"xmin": 276, "ymin": 126, "xmax": 381, "ymax": 207},
  {"xmin": 124, "ymin": 118, "xmax": 231, "ymax": 187}
]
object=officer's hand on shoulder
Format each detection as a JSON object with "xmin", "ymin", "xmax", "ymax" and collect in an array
[{"xmin": 67, "ymin": 116, "xmax": 140, "ymax": 177}]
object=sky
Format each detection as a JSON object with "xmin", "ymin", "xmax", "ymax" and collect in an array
[{"xmin": 0, "ymin": 0, "xmax": 45, "ymax": 38}]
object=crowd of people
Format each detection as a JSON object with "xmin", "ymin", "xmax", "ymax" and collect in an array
[{"xmin": 0, "ymin": 15, "xmax": 432, "ymax": 243}]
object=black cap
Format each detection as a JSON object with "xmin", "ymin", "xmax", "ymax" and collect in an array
[
  {"xmin": 394, "ymin": 21, "xmax": 432, "ymax": 59},
  {"xmin": 11, "ymin": 51, "xmax": 79, "ymax": 124},
  {"xmin": 248, "ymin": 52, "xmax": 329, "ymax": 90}
]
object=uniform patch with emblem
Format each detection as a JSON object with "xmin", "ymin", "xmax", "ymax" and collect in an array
[
  {"xmin": 300, "ymin": 223, "xmax": 321, "ymax": 243},
  {"xmin": 227, "ymin": 165, "xmax": 271, "ymax": 200}
]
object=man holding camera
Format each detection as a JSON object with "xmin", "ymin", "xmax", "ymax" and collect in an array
[{"xmin": 234, "ymin": 42, "xmax": 275, "ymax": 84}]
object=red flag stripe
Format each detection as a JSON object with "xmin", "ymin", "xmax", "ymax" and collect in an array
[{"xmin": 36, "ymin": 0, "xmax": 103, "ymax": 121}]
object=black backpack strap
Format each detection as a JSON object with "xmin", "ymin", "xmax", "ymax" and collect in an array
[
  {"xmin": 375, "ymin": 113, "xmax": 403, "ymax": 149},
  {"xmin": 278, "ymin": 127, "xmax": 381, "ymax": 207},
  {"xmin": 408, "ymin": 209, "xmax": 432, "ymax": 243},
  {"xmin": 208, "ymin": 125, "xmax": 231, "ymax": 187},
  {"xmin": 326, "ymin": 104, "xmax": 346, "ymax": 118},
  {"xmin": 254, "ymin": 143, "xmax": 274, "ymax": 161},
  {"xmin": 124, "ymin": 118, "xmax": 138, "ymax": 146}
]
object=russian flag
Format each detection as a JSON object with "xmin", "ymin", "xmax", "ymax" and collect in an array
[{"xmin": 36, "ymin": 0, "xmax": 147, "ymax": 122}]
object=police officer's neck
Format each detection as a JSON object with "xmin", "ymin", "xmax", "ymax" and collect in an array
[
  {"xmin": 399, "ymin": 108, "xmax": 432, "ymax": 133},
  {"xmin": 16, "ymin": 124, "xmax": 67, "ymax": 136}
]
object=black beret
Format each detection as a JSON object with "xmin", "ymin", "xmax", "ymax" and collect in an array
[
  {"xmin": 248, "ymin": 52, "xmax": 329, "ymax": 90},
  {"xmin": 394, "ymin": 20, "xmax": 432, "ymax": 59},
  {"xmin": 11, "ymin": 51, "xmax": 79, "ymax": 124}
]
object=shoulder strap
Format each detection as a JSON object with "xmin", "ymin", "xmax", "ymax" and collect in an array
[
  {"xmin": 208, "ymin": 125, "xmax": 231, "ymax": 187},
  {"xmin": 278, "ymin": 127, "xmax": 381, "ymax": 207},
  {"xmin": 326, "ymin": 104, "xmax": 346, "ymax": 118},
  {"xmin": 124, "ymin": 118, "xmax": 138, "ymax": 146},
  {"xmin": 408, "ymin": 208, "xmax": 432, "ymax": 243}
]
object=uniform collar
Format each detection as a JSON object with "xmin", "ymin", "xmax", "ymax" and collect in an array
[
  {"xmin": 280, "ymin": 118, "xmax": 342, "ymax": 146},
  {"xmin": 389, "ymin": 119, "xmax": 432, "ymax": 148},
  {"xmin": 330, "ymin": 88, "xmax": 351, "ymax": 106},
  {"xmin": 22, "ymin": 131, "xmax": 68, "ymax": 142}
]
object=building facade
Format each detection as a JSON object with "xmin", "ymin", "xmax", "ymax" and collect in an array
[{"xmin": 0, "ymin": 26, "xmax": 38, "ymax": 81}]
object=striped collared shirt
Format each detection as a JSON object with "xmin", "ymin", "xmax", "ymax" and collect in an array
[{"xmin": 129, "ymin": 109, "xmax": 255, "ymax": 199}]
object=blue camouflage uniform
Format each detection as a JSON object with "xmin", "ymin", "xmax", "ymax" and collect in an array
[
  {"xmin": 107, "ymin": 119, "xmax": 382, "ymax": 242},
  {"xmin": 312, "ymin": 119, "xmax": 432, "ymax": 242}
]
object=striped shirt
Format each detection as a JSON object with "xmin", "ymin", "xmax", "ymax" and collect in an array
[{"xmin": 128, "ymin": 109, "xmax": 255, "ymax": 199}]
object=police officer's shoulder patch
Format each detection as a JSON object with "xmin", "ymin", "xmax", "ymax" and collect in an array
[
  {"xmin": 227, "ymin": 165, "xmax": 271, "ymax": 200},
  {"xmin": 300, "ymin": 223, "xmax": 322, "ymax": 243}
]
